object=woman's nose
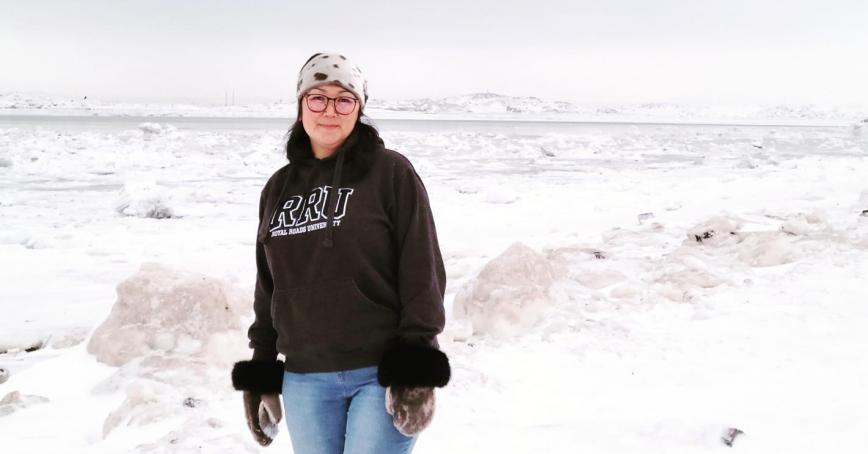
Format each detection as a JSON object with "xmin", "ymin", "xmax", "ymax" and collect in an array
[{"xmin": 323, "ymin": 99, "xmax": 338, "ymax": 116}]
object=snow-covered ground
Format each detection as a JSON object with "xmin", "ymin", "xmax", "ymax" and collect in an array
[{"xmin": 1, "ymin": 112, "xmax": 867, "ymax": 453}]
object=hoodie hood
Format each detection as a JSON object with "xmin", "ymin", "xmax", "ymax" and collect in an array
[
  {"xmin": 286, "ymin": 122, "xmax": 381, "ymax": 177},
  {"xmin": 259, "ymin": 123, "xmax": 382, "ymax": 246}
]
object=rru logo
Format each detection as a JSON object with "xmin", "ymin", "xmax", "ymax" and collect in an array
[{"xmin": 270, "ymin": 185, "xmax": 354, "ymax": 231}]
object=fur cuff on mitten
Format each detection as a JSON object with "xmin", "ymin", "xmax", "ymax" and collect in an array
[
  {"xmin": 232, "ymin": 360, "xmax": 285, "ymax": 394},
  {"xmin": 377, "ymin": 340, "xmax": 450, "ymax": 388}
]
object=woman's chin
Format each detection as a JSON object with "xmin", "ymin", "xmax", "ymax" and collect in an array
[{"xmin": 313, "ymin": 134, "xmax": 344, "ymax": 147}]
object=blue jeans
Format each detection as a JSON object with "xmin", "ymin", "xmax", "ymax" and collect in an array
[{"xmin": 281, "ymin": 365, "xmax": 418, "ymax": 454}]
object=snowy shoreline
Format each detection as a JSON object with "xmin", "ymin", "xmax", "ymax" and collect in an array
[
  {"xmin": 2, "ymin": 91, "xmax": 866, "ymax": 127},
  {"xmin": 0, "ymin": 108, "xmax": 859, "ymax": 128}
]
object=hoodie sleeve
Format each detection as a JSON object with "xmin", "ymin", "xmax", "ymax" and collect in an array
[
  {"xmin": 247, "ymin": 188, "xmax": 279, "ymax": 361},
  {"xmin": 392, "ymin": 164, "xmax": 447, "ymax": 348}
]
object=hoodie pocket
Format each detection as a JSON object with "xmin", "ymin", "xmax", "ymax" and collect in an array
[{"xmin": 271, "ymin": 279, "xmax": 398, "ymax": 354}]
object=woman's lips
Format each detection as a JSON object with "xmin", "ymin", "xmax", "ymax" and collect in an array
[{"xmin": 319, "ymin": 124, "xmax": 340, "ymax": 129}]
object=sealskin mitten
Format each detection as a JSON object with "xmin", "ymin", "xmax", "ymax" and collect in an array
[
  {"xmin": 260, "ymin": 393, "xmax": 282, "ymax": 439},
  {"xmin": 243, "ymin": 391, "xmax": 281, "ymax": 446},
  {"xmin": 385, "ymin": 385, "xmax": 436, "ymax": 436},
  {"xmin": 377, "ymin": 340, "xmax": 450, "ymax": 436},
  {"xmin": 233, "ymin": 359, "xmax": 285, "ymax": 446}
]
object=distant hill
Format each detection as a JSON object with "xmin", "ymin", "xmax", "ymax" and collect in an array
[{"xmin": 2, "ymin": 91, "xmax": 866, "ymax": 124}]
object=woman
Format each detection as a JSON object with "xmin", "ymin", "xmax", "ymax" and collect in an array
[{"xmin": 231, "ymin": 52, "xmax": 450, "ymax": 454}]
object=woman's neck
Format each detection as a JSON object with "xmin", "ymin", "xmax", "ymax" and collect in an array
[{"xmin": 311, "ymin": 143, "xmax": 338, "ymax": 160}]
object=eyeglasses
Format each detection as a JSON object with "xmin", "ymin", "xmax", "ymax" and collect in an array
[{"xmin": 304, "ymin": 94, "xmax": 358, "ymax": 115}]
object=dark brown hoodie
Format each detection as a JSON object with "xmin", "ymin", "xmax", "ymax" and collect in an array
[{"xmin": 247, "ymin": 127, "xmax": 446, "ymax": 373}]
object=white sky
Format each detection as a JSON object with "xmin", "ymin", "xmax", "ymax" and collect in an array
[{"xmin": 1, "ymin": 0, "xmax": 866, "ymax": 106}]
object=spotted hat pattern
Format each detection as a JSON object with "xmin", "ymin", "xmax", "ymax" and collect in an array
[{"xmin": 296, "ymin": 53, "xmax": 368, "ymax": 110}]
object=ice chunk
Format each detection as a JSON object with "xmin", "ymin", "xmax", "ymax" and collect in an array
[
  {"xmin": 452, "ymin": 242, "xmax": 560, "ymax": 338},
  {"xmin": 0, "ymin": 391, "xmax": 50, "ymax": 417},
  {"xmin": 482, "ymin": 188, "xmax": 519, "ymax": 204},
  {"xmin": 686, "ymin": 215, "xmax": 742, "ymax": 246},
  {"xmin": 137, "ymin": 122, "xmax": 178, "ymax": 139},
  {"xmin": 87, "ymin": 263, "xmax": 248, "ymax": 366},
  {"xmin": 46, "ymin": 326, "xmax": 91, "ymax": 349},
  {"xmin": 737, "ymin": 235, "xmax": 798, "ymax": 267},
  {"xmin": 114, "ymin": 179, "xmax": 176, "ymax": 219},
  {"xmin": 637, "ymin": 212, "xmax": 655, "ymax": 224}
]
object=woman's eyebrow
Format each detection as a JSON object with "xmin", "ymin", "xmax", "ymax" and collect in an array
[{"xmin": 308, "ymin": 88, "xmax": 353, "ymax": 96}]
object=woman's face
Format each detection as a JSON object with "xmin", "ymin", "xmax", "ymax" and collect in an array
[{"xmin": 301, "ymin": 83, "xmax": 360, "ymax": 158}]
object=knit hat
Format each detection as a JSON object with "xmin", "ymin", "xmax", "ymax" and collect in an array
[{"xmin": 296, "ymin": 53, "xmax": 368, "ymax": 110}]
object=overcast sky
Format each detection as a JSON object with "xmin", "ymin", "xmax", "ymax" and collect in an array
[{"xmin": 2, "ymin": 0, "xmax": 866, "ymax": 106}]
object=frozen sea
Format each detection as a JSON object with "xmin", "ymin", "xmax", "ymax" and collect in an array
[{"xmin": 1, "ymin": 113, "xmax": 867, "ymax": 453}]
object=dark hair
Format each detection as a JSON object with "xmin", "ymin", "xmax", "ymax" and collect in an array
[{"xmin": 284, "ymin": 106, "xmax": 383, "ymax": 182}]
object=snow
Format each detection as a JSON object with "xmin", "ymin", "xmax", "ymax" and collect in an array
[{"xmin": 1, "ymin": 109, "xmax": 868, "ymax": 453}]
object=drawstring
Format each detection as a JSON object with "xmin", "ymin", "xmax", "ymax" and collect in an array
[
  {"xmin": 261, "ymin": 150, "xmax": 345, "ymax": 248},
  {"xmin": 322, "ymin": 149, "xmax": 346, "ymax": 248},
  {"xmin": 262, "ymin": 133, "xmax": 354, "ymax": 246}
]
